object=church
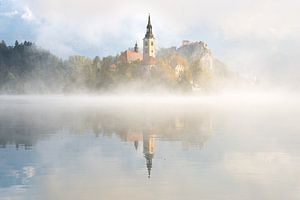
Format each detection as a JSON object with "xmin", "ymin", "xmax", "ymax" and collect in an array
[{"xmin": 121, "ymin": 15, "xmax": 157, "ymax": 64}]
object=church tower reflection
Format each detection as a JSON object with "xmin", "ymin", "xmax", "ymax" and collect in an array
[
  {"xmin": 143, "ymin": 133, "xmax": 156, "ymax": 178},
  {"xmin": 125, "ymin": 130, "xmax": 157, "ymax": 178},
  {"xmin": 134, "ymin": 140, "xmax": 139, "ymax": 150},
  {"xmin": 119, "ymin": 112, "xmax": 213, "ymax": 178}
]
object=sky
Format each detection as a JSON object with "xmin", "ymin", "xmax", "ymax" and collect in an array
[{"xmin": 0, "ymin": 0, "xmax": 300, "ymax": 82}]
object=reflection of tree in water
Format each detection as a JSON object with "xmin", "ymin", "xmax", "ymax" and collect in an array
[
  {"xmin": 0, "ymin": 108, "xmax": 65, "ymax": 149},
  {"xmin": 0, "ymin": 106, "xmax": 214, "ymax": 177}
]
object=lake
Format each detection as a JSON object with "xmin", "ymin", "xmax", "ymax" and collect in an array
[{"xmin": 0, "ymin": 95, "xmax": 300, "ymax": 200}]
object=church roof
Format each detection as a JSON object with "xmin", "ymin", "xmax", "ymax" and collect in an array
[{"xmin": 121, "ymin": 49, "xmax": 142, "ymax": 63}]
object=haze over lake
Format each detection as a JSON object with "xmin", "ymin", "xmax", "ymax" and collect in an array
[
  {"xmin": 1, "ymin": 0, "xmax": 300, "ymax": 198},
  {"xmin": 1, "ymin": 95, "xmax": 300, "ymax": 200}
]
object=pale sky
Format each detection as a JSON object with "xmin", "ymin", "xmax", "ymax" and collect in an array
[{"xmin": 1, "ymin": 0, "xmax": 300, "ymax": 82}]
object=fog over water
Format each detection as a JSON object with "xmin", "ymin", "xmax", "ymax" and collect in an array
[
  {"xmin": 2, "ymin": 0, "xmax": 300, "ymax": 198},
  {"xmin": 0, "ymin": 94, "xmax": 300, "ymax": 200}
]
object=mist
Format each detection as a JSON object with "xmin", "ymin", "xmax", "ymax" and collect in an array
[
  {"xmin": 0, "ymin": 0, "xmax": 298, "ymax": 88},
  {"xmin": 1, "ymin": 93, "xmax": 300, "ymax": 199},
  {"xmin": 2, "ymin": 1, "xmax": 300, "ymax": 199}
]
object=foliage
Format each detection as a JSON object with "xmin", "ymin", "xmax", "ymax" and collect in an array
[{"xmin": 0, "ymin": 40, "xmax": 231, "ymax": 94}]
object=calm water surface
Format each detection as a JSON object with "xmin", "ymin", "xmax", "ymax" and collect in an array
[{"xmin": 0, "ymin": 95, "xmax": 300, "ymax": 200}]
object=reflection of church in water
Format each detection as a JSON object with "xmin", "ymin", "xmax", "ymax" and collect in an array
[
  {"xmin": 124, "ymin": 114, "xmax": 213, "ymax": 178},
  {"xmin": 143, "ymin": 134, "xmax": 156, "ymax": 178},
  {"xmin": 127, "ymin": 132, "xmax": 156, "ymax": 178}
]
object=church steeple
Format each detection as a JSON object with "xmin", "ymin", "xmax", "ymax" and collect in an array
[
  {"xmin": 145, "ymin": 14, "xmax": 154, "ymax": 39},
  {"xmin": 143, "ymin": 14, "xmax": 156, "ymax": 60}
]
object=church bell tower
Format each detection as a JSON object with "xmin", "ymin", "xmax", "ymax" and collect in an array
[{"xmin": 143, "ymin": 14, "xmax": 156, "ymax": 61}]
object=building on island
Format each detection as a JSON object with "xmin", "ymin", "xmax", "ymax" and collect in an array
[
  {"xmin": 143, "ymin": 14, "xmax": 156, "ymax": 62},
  {"xmin": 141, "ymin": 14, "xmax": 157, "ymax": 76},
  {"xmin": 121, "ymin": 14, "xmax": 157, "ymax": 66},
  {"xmin": 120, "ymin": 42, "xmax": 143, "ymax": 63}
]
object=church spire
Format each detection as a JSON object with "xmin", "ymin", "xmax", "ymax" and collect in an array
[
  {"xmin": 147, "ymin": 14, "xmax": 151, "ymax": 27},
  {"xmin": 145, "ymin": 14, "xmax": 154, "ymax": 39}
]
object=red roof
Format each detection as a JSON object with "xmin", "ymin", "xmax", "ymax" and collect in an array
[{"xmin": 121, "ymin": 50, "xmax": 142, "ymax": 63}]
